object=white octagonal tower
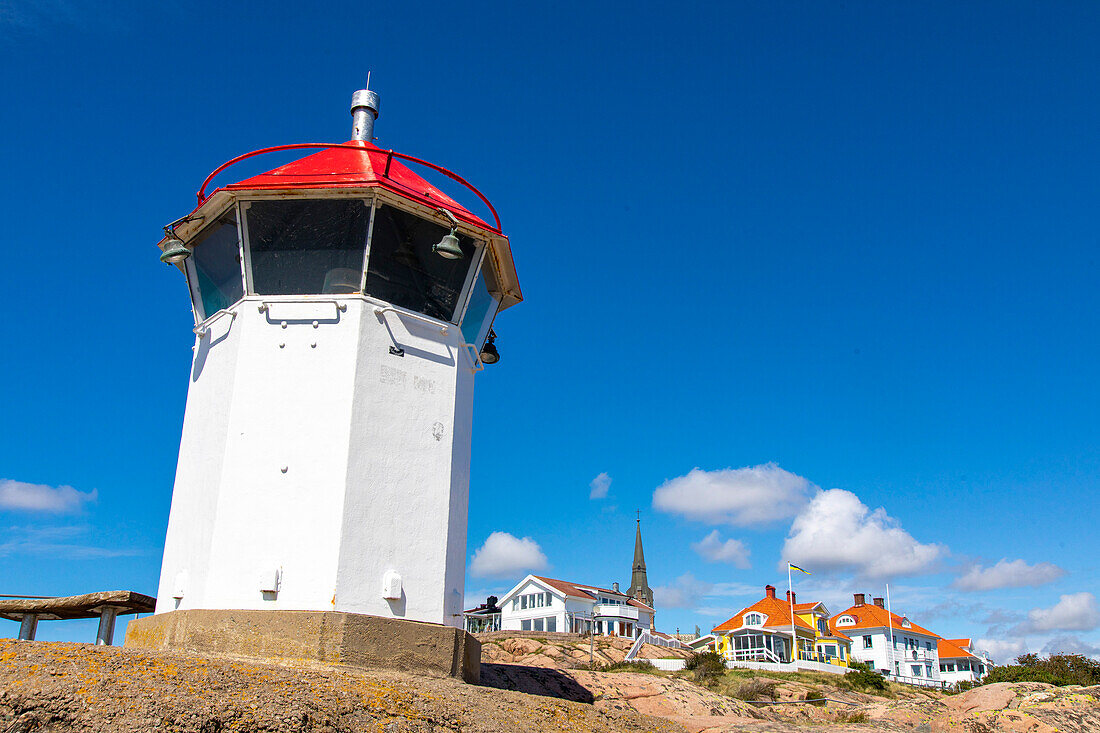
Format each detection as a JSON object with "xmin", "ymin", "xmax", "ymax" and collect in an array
[{"xmin": 152, "ymin": 87, "xmax": 521, "ymax": 628}]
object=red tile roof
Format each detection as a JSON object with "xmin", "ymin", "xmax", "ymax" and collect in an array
[
  {"xmin": 532, "ymin": 576, "xmax": 596, "ymax": 600},
  {"xmin": 829, "ymin": 603, "xmax": 938, "ymax": 637},
  {"xmin": 712, "ymin": 595, "xmax": 816, "ymax": 634},
  {"xmin": 938, "ymin": 638, "xmax": 979, "ymax": 660},
  {"xmin": 531, "ymin": 576, "xmax": 654, "ymax": 610}
]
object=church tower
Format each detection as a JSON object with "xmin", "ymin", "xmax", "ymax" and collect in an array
[{"xmin": 627, "ymin": 517, "xmax": 653, "ymax": 608}]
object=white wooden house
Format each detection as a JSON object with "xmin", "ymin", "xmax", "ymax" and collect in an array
[
  {"xmin": 938, "ymin": 638, "xmax": 992, "ymax": 685},
  {"xmin": 495, "ymin": 575, "xmax": 653, "ymax": 638},
  {"xmin": 831, "ymin": 593, "xmax": 942, "ymax": 687}
]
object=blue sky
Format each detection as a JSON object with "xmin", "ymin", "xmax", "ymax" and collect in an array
[{"xmin": 1, "ymin": 0, "xmax": 1097, "ymax": 660}]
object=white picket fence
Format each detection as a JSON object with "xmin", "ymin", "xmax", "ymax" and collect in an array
[{"xmin": 644, "ymin": 658, "xmax": 687, "ymax": 671}]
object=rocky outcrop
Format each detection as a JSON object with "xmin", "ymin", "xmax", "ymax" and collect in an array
[{"xmin": 477, "ymin": 631, "xmax": 692, "ymax": 669}]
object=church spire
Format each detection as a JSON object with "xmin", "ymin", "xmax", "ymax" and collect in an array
[{"xmin": 627, "ymin": 513, "xmax": 653, "ymax": 608}]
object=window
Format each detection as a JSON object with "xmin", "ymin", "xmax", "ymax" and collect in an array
[
  {"xmin": 545, "ymin": 592, "xmax": 553, "ymax": 607},
  {"xmin": 536, "ymin": 594, "xmax": 544, "ymax": 608},
  {"xmin": 188, "ymin": 207, "xmax": 243, "ymax": 320},
  {"xmin": 863, "ymin": 635, "xmax": 873, "ymax": 649},
  {"xmin": 926, "ymin": 665, "xmax": 933, "ymax": 678},
  {"xmin": 837, "ymin": 615, "xmax": 855, "ymax": 626},
  {"xmin": 533, "ymin": 618, "xmax": 544, "ymax": 632},
  {"xmin": 245, "ymin": 199, "xmax": 371, "ymax": 295},
  {"xmin": 744, "ymin": 612, "xmax": 763, "ymax": 626},
  {"xmin": 459, "ymin": 262, "xmax": 501, "ymax": 349},
  {"xmin": 546, "ymin": 616, "xmax": 557, "ymax": 632},
  {"xmin": 926, "ymin": 641, "xmax": 932, "ymax": 651},
  {"xmin": 520, "ymin": 595, "xmax": 527, "ymax": 610},
  {"xmin": 365, "ymin": 204, "xmax": 477, "ymax": 321},
  {"xmin": 912, "ymin": 665, "xmax": 922, "ymax": 677},
  {"xmin": 521, "ymin": 619, "xmax": 531, "ymax": 631},
  {"xmin": 958, "ymin": 660, "xmax": 970, "ymax": 671},
  {"xmin": 512, "ymin": 598, "xmax": 518, "ymax": 610}
]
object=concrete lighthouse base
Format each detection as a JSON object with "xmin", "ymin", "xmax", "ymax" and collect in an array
[{"xmin": 124, "ymin": 610, "xmax": 481, "ymax": 683}]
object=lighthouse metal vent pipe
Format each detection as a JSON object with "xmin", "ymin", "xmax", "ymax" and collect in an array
[{"xmin": 351, "ymin": 87, "xmax": 380, "ymax": 142}]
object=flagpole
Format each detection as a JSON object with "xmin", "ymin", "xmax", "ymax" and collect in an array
[
  {"xmin": 885, "ymin": 583, "xmax": 894, "ymax": 681},
  {"xmin": 788, "ymin": 562, "xmax": 796, "ymax": 665}
]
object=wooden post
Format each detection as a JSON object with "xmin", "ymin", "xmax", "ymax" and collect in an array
[{"xmin": 17, "ymin": 614, "xmax": 38, "ymax": 641}]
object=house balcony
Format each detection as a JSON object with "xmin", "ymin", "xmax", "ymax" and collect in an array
[
  {"xmin": 595, "ymin": 604, "xmax": 639, "ymax": 621},
  {"xmin": 897, "ymin": 649, "xmax": 936, "ymax": 662}
]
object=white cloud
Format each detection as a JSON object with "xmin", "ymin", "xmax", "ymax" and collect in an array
[
  {"xmin": 0, "ymin": 525, "xmax": 139, "ymax": 559},
  {"xmin": 976, "ymin": 637, "xmax": 1028, "ymax": 665},
  {"xmin": 0, "ymin": 479, "xmax": 97, "ymax": 513},
  {"xmin": 653, "ymin": 463, "xmax": 814, "ymax": 526},
  {"xmin": 1014, "ymin": 593, "xmax": 1100, "ymax": 635},
  {"xmin": 1041, "ymin": 635, "xmax": 1100, "ymax": 659},
  {"xmin": 589, "ymin": 472, "xmax": 611, "ymax": 500},
  {"xmin": 707, "ymin": 581, "xmax": 766, "ymax": 598},
  {"xmin": 692, "ymin": 530, "xmax": 751, "ymax": 568},
  {"xmin": 468, "ymin": 531, "xmax": 548, "ymax": 578},
  {"xmin": 695, "ymin": 606, "xmax": 736, "ymax": 618},
  {"xmin": 953, "ymin": 559, "xmax": 1067, "ymax": 592},
  {"xmin": 652, "ymin": 573, "xmax": 712, "ymax": 609},
  {"xmin": 780, "ymin": 489, "xmax": 945, "ymax": 579}
]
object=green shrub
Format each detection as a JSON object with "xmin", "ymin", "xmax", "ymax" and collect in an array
[
  {"xmin": 731, "ymin": 679, "xmax": 778, "ymax": 701},
  {"xmin": 984, "ymin": 653, "xmax": 1100, "ymax": 687},
  {"xmin": 840, "ymin": 664, "xmax": 887, "ymax": 692},
  {"xmin": 803, "ymin": 685, "xmax": 827, "ymax": 706},
  {"xmin": 599, "ymin": 660, "xmax": 657, "ymax": 673},
  {"xmin": 684, "ymin": 651, "xmax": 726, "ymax": 686},
  {"xmin": 837, "ymin": 710, "xmax": 869, "ymax": 723}
]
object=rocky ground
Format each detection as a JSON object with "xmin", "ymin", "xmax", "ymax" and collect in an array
[
  {"xmin": 3, "ymin": 637, "xmax": 1100, "ymax": 731},
  {"xmin": 0, "ymin": 640, "xmax": 676, "ymax": 732}
]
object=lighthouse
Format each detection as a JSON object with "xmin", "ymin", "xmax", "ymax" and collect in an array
[{"xmin": 147, "ymin": 86, "xmax": 521, "ymax": 630}]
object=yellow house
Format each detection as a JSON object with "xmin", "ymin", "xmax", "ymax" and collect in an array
[{"xmin": 792, "ymin": 593, "xmax": 851, "ymax": 667}]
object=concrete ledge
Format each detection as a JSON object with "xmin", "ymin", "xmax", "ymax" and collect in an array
[{"xmin": 124, "ymin": 609, "xmax": 480, "ymax": 683}]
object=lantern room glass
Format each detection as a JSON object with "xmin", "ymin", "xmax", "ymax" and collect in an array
[
  {"xmin": 188, "ymin": 207, "xmax": 243, "ymax": 321},
  {"xmin": 245, "ymin": 199, "xmax": 371, "ymax": 295},
  {"xmin": 460, "ymin": 264, "xmax": 501, "ymax": 348},
  {"xmin": 365, "ymin": 204, "xmax": 477, "ymax": 322}
]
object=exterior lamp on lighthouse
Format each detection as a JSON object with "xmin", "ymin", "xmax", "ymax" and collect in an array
[{"xmin": 147, "ymin": 83, "xmax": 522, "ymax": 630}]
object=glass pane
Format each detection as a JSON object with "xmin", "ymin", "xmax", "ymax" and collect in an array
[
  {"xmin": 365, "ymin": 204, "xmax": 477, "ymax": 321},
  {"xmin": 460, "ymin": 263, "xmax": 501, "ymax": 347},
  {"xmin": 190, "ymin": 208, "xmax": 243, "ymax": 320},
  {"xmin": 246, "ymin": 199, "xmax": 370, "ymax": 295}
]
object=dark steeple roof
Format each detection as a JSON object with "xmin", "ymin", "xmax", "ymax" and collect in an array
[{"xmin": 627, "ymin": 517, "xmax": 653, "ymax": 608}]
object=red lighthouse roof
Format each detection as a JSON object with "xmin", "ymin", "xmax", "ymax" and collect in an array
[{"xmin": 206, "ymin": 140, "xmax": 498, "ymax": 234}]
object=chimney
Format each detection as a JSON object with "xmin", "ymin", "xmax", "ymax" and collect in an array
[
  {"xmin": 612, "ymin": 582, "xmax": 619, "ymax": 593},
  {"xmin": 765, "ymin": 585, "xmax": 776, "ymax": 599},
  {"xmin": 350, "ymin": 81, "xmax": 381, "ymax": 142},
  {"xmin": 854, "ymin": 593, "xmax": 865, "ymax": 606},
  {"xmin": 786, "ymin": 590, "xmax": 796, "ymax": 604},
  {"xmin": 873, "ymin": 597, "xmax": 885, "ymax": 608}
]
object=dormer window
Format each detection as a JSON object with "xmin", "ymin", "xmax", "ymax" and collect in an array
[
  {"xmin": 744, "ymin": 612, "xmax": 764, "ymax": 626},
  {"xmin": 836, "ymin": 615, "xmax": 855, "ymax": 626},
  {"xmin": 901, "ymin": 618, "xmax": 912, "ymax": 628}
]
